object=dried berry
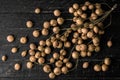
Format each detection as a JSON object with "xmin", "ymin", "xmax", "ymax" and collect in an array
[
  {"xmin": 7, "ymin": 35, "xmax": 14, "ymax": 42},
  {"xmin": 26, "ymin": 20, "xmax": 33, "ymax": 28},
  {"xmin": 35, "ymin": 8, "xmax": 41, "ymax": 14},
  {"xmin": 14, "ymin": 63, "xmax": 21, "ymax": 71}
]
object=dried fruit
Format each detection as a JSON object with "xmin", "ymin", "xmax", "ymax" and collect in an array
[
  {"xmin": 54, "ymin": 9, "xmax": 61, "ymax": 17},
  {"xmin": 35, "ymin": 8, "xmax": 41, "ymax": 14},
  {"xmin": 82, "ymin": 62, "xmax": 89, "ymax": 69},
  {"xmin": 7, "ymin": 35, "xmax": 14, "ymax": 42},
  {"xmin": 26, "ymin": 20, "xmax": 33, "ymax": 28},
  {"xmin": 14, "ymin": 63, "xmax": 21, "ymax": 71},
  {"xmin": 11, "ymin": 47, "xmax": 18, "ymax": 53},
  {"xmin": 20, "ymin": 37, "xmax": 27, "ymax": 44},
  {"xmin": 2, "ymin": 55, "xmax": 7, "ymax": 61}
]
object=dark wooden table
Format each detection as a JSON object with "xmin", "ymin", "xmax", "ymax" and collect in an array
[{"xmin": 0, "ymin": 0, "xmax": 120, "ymax": 80}]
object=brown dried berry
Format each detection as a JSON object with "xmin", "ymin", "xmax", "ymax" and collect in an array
[
  {"xmin": 14, "ymin": 63, "xmax": 21, "ymax": 71},
  {"xmin": 26, "ymin": 20, "xmax": 33, "ymax": 28},
  {"xmin": 7, "ymin": 35, "xmax": 14, "ymax": 42}
]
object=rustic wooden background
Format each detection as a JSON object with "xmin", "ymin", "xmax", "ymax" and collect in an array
[{"xmin": 0, "ymin": 0, "xmax": 120, "ymax": 80}]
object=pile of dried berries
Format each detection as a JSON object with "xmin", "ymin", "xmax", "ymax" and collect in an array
[{"xmin": 3, "ymin": 1, "xmax": 117, "ymax": 79}]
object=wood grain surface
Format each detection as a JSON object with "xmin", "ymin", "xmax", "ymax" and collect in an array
[{"xmin": 0, "ymin": 0, "xmax": 120, "ymax": 80}]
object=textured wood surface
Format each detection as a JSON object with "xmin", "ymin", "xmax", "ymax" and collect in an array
[{"xmin": 0, "ymin": 0, "xmax": 120, "ymax": 80}]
